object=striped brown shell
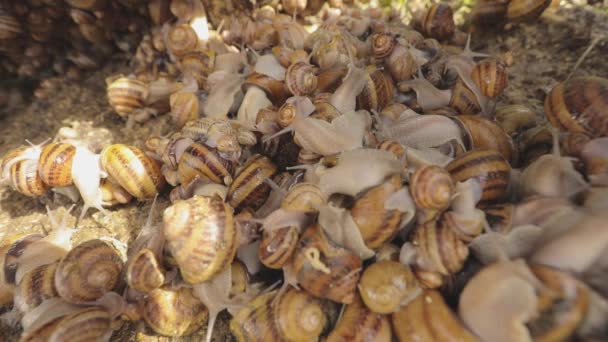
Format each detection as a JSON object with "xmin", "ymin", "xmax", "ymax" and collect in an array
[
  {"xmin": 277, "ymin": 100, "xmax": 298, "ymax": 128},
  {"xmin": 126, "ymin": 248, "xmax": 164, "ymax": 293},
  {"xmin": 358, "ymin": 260, "xmax": 421, "ymax": 314},
  {"xmin": 274, "ymin": 287, "xmax": 329, "ymax": 341},
  {"xmin": 351, "ymin": 174, "xmax": 404, "ymax": 249},
  {"xmin": 243, "ymin": 73, "xmax": 290, "ymax": 106},
  {"xmin": 471, "ymin": 55, "xmax": 512, "ymax": 98},
  {"xmin": 417, "ymin": 3, "xmax": 456, "ymax": 41},
  {"xmin": 10, "ymin": 159, "xmax": 49, "ymax": 197},
  {"xmin": 259, "ymin": 227, "xmax": 299, "ymax": 269},
  {"xmin": 326, "ymin": 294, "xmax": 392, "ymax": 342},
  {"xmin": 21, "ymin": 306, "xmax": 113, "ymax": 342},
  {"xmin": 281, "ymin": 183, "xmax": 326, "ymax": 213},
  {"xmin": 14, "ymin": 261, "xmax": 58, "ymax": 313},
  {"xmin": 356, "ymin": 67, "xmax": 395, "ymax": 112},
  {"xmin": 506, "ymin": 0, "xmax": 552, "ymax": 22},
  {"xmin": 449, "ymin": 77, "xmax": 481, "ymax": 114},
  {"xmin": 163, "ymin": 195, "xmax": 237, "ymax": 284},
  {"xmin": 54, "ymin": 239, "xmax": 124, "ymax": 304},
  {"xmin": 230, "ymin": 291, "xmax": 281, "ymax": 342},
  {"xmin": 410, "ymin": 165, "xmax": 454, "ymax": 222},
  {"xmin": 227, "ymin": 154, "xmax": 278, "ymax": 212},
  {"xmin": 528, "ymin": 265, "xmax": 589, "ymax": 341},
  {"xmin": 100, "ymin": 144, "xmax": 165, "ymax": 199},
  {"xmin": 142, "ymin": 286, "xmax": 209, "ymax": 337},
  {"xmin": 106, "ymin": 77, "xmax": 148, "ymax": 117},
  {"xmin": 286, "ymin": 61, "xmax": 318, "ymax": 96},
  {"xmin": 371, "ymin": 32, "xmax": 396, "ymax": 59},
  {"xmin": 446, "ymin": 149, "xmax": 512, "ymax": 206},
  {"xmin": 471, "ymin": 0, "xmax": 508, "ymax": 25},
  {"xmin": 385, "ymin": 44, "xmax": 417, "ymax": 82},
  {"xmin": 170, "ymin": 91, "xmax": 199, "ymax": 128},
  {"xmin": 454, "ymin": 115, "xmax": 518, "ymax": 165},
  {"xmin": 166, "ymin": 24, "xmax": 198, "ymax": 57},
  {"xmin": 412, "ymin": 220, "xmax": 469, "ymax": 280},
  {"xmin": 392, "ymin": 290, "xmax": 479, "ymax": 341},
  {"xmin": 177, "ymin": 142, "xmax": 235, "ymax": 186},
  {"xmin": 292, "ymin": 224, "xmax": 362, "ymax": 304},
  {"xmin": 544, "ymin": 77, "xmax": 608, "ymax": 137},
  {"xmin": 0, "ymin": 9, "xmax": 21, "ymax": 40},
  {"xmin": 38, "ymin": 142, "xmax": 76, "ymax": 187}
]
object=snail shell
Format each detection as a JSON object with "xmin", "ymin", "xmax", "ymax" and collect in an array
[
  {"xmin": 386, "ymin": 44, "xmax": 417, "ymax": 82},
  {"xmin": 274, "ymin": 287, "xmax": 329, "ymax": 341},
  {"xmin": 544, "ymin": 76, "xmax": 608, "ymax": 137},
  {"xmin": 356, "ymin": 67, "xmax": 395, "ymax": 112},
  {"xmin": 10, "ymin": 159, "xmax": 49, "ymax": 197},
  {"xmin": 358, "ymin": 260, "xmax": 421, "ymax": 314},
  {"xmin": 100, "ymin": 178, "xmax": 133, "ymax": 206},
  {"xmin": 106, "ymin": 77, "xmax": 148, "ymax": 118},
  {"xmin": 292, "ymin": 224, "xmax": 362, "ymax": 304},
  {"xmin": 243, "ymin": 72, "xmax": 291, "ymax": 106},
  {"xmin": 142, "ymin": 286, "xmax": 209, "ymax": 337},
  {"xmin": 277, "ymin": 100, "xmax": 298, "ymax": 128},
  {"xmin": 230, "ymin": 291, "xmax": 284, "ymax": 342},
  {"xmin": 38, "ymin": 142, "xmax": 76, "ymax": 187},
  {"xmin": 259, "ymin": 226, "xmax": 299, "ymax": 269},
  {"xmin": 285, "ymin": 62, "xmax": 318, "ymax": 96},
  {"xmin": 227, "ymin": 154, "xmax": 278, "ymax": 212},
  {"xmin": 495, "ymin": 104, "xmax": 537, "ymax": 136},
  {"xmin": 351, "ymin": 174, "xmax": 404, "ymax": 249},
  {"xmin": 372, "ymin": 32, "xmax": 397, "ymax": 59},
  {"xmin": 170, "ymin": 91, "xmax": 199, "ymax": 128},
  {"xmin": 100, "ymin": 144, "xmax": 165, "ymax": 199},
  {"xmin": 14, "ymin": 262, "xmax": 59, "ymax": 313},
  {"xmin": 163, "ymin": 195, "xmax": 237, "ymax": 284},
  {"xmin": 392, "ymin": 290, "xmax": 479, "ymax": 341},
  {"xmin": 0, "ymin": 10, "xmax": 22, "ymax": 40},
  {"xmin": 166, "ymin": 24, "xmax": 198, "ymax": 57},
  {"xmin": 454, "ymin": 115, "xmax": 518, "ymax": 165},
  {"xmin": 179, "ymin": 51, "xmax": 214, "ymax": 88},
  {"xmin": 21, "ymin": 306, "xmax": 113, "ymax": 342},
  {"xmin": 417, "ymin": 3, "xmax": 456, "ymax": 41},
  {"xmin": 506, "ymin": 0, "xmax": 552, "ymax": 22},
  {"xmin": 281, "ymin": 183, "xmax": 326, "ymax": 213},
  {"xmin": 126, "ymin": 248, "xmax": 164, "ymax": 294},
  {"xmin": 449, "ymin": 77, "xmax": 482, "ymax": 114},
  {"xmin": 412, "ymin": 220, "xmax": 469, "ymax": 281},
  {"xmin": 471, "ymin": 54, "xmax": 512, "ymax": 98},
  {"xmin": 177, "ymin": 142, "xmax": 235, "ymax": 186},
  {"xmin": 446, "ymin": 149, "xmax": 511, "ymax": 206},
  {"xmin": 410, "ymin": 165, "xmax": 454, "ymax": 223},
  {"xmin": 54, "ymin": 239, "xmax": 124, "ymax": 304},
  {"xmin": 326, "ymin": 294, "xmax": 392, "ymax": 342}
]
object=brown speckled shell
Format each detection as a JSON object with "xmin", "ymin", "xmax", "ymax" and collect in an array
[
  {"xmin": 38, "ymin": 142, "xmax": 76, "ymax": 187},
  {"xmin": 446, "ymin": 149, "xmax": 512, "ymax": 206},
  {"xmin": 163, "ymin": 195, "xmax": 236, "ymax": 284},
  {"xmin": 292, "ymin": 224, "xmax": 362, "ymax": 304},
  {"xmin": 544, "ymin": 77, "xmax": 608, "ymax": 137},
  {"xmin": 100, "ymin": 144, "xmax": 165, "ymax": 199}
]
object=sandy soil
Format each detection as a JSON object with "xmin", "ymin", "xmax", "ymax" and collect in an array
[{"xmin": 0, "ymin": 2, "xmax": 606, "ymax": 341}]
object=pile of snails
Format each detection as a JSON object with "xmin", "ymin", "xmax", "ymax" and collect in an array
[{"xmin": 3, "ymin": 0, "xmax": 608, "ymax": 341}]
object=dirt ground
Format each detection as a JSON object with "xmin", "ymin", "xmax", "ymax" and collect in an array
[{"xmin": 0, "ymin": 2, "xmax": 607, "ymax": 341}]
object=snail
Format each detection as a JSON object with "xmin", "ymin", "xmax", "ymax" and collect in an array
[
  {"xmin": 326, "ymin": 293, "xmax": 392, "ymax": 342},
  {"xmin": 471, "ymin": 52, "xmax": 513, "ymax": 98},
  {"xmin": 414, "ymin": 3, "xmax": 456, "ymax": 41},
  {"xmin": 358, "ymin": 260, "xmax": 421, "ymax": 314},
  {"xmin": 227, "ymin": 154, "xmax": 278, "ymax": 212},
  {"xmin": 409, "ymin": 165, "xmax": 454, "ymax": 223},
  {"xmin": 506, "ymin": 0, "xmax": 552, "ymax": 22},
  {"xmin": 285, "ymin": 61, "xmax": 318, "ymax": 96},
  {"xmin": 163, "ymin": 195, "xmax": 237, "ymax": 284},
  {"xmin": 452, "ymin": 115, "xmax": 518, "ymax": 166}
]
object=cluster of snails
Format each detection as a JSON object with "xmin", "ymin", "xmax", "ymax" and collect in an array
[
  {"xmin": 2, "ymin": 0, "xmax": 608, "ymax": 341},
  {"xmin": 0, "ymin": 0, "xmax": 154, "ymax": 80},
  {"xmin": 0, "ymin": 127, "xmax": 165, "ymax": 221}
]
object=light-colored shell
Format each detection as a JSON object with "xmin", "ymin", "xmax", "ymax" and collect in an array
[
  {"xmin": 166, "ymin": 24, "xmax": 198, "ymax": 57},
  {"xmin": 326, "ymin": 294, "xmax": 392, "ymax": 342},
  {"xmin": 259, "ymin": 226, "xmax": 299, "ymax": 269},
  {"xmin": 274, "ymin": 287, "xmax": 329, "ymax": 341},
  {"xmin": 281, "ymin": 183, "xmax": 326, "ymax": 213},
  {"xmin": 170, "ymin": 91, "xmax": 199, "ymax": 128},
  {"xmin": 163, "ymin": 195, "xmax": 237, "ymax": 284},
  {"xmin": 126, "ymin": 248, "xmax": 164, "ymax": 293},
  {"xmin": 100, "ymin": 144, "xmax": 165, "ymax": 199},
  {"xmin": 371, "ymin": 32, "xmax": 396, "ymax": 59},
  {"xmin": 38, "ymin": 142, "xmax": 76, "ymax": 187},
  {"xmin": 506, "ymin": 0, "xmax": 552, "ymax": 22},
  {"xmin": 392, "ymin": 290, "xmax": 479, "ymax": 341},
  {"xmin": 21, "ymin": 306, "xmax": 113, "ymax": 342},
  {"xmin": 54, "ymin": 239, "xmax": 124, "ymax": 304},
  {"xmin": 106, "ymin": 77, "xmax": 148, "ymax": 117},
  {"xmin": 358, "ymin": 260, "xmax": 421, "ymax": 314},
  {"xmin": 410, "ymin": 165, "xmax": 454, "ymax": 222},
  {"xmin": 286, "ymin": 62, "xmax": 318, "ymax": 96},
  {"xmin": 142, "ymin": 286, "xmax": 209, "ymax": 337}
]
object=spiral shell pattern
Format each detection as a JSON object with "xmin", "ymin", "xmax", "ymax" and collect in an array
[
  {"xmin": 38, "ymin": 142, "xmax": 76, "ymax": 187},
  {"xmin": 227, "ymin": 155, "xmax": 278, "ymax": 211},
  {"xmin": 106, "ymin": 77, "xmax": 148, "ymax": 117}
]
